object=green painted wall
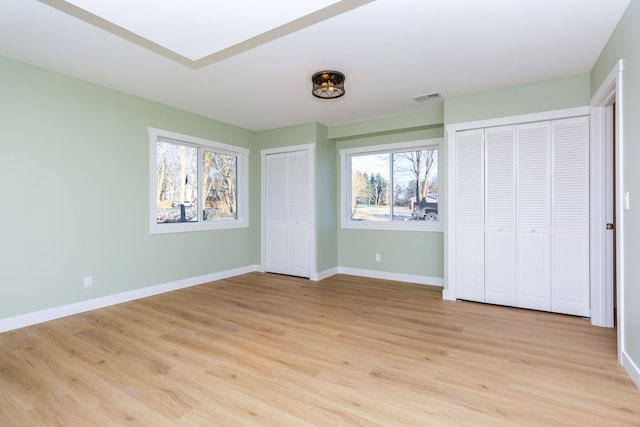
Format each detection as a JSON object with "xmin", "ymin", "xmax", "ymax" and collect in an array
[
  {"xmin": 591, "ymin": 0, "xmax": 640, "ymax": 373},
  {"xmin": 255, "ymin": 123, "xmax": 318, "ymax": 150},
  {"xmin": 254, "ymin": 122, "xmax": 338, "ymax": 275},
  {"xmin": 339, "ymin": 229, "xmax": 444, "ymax": 278},
  {"xmin": 329, "ymin": 109, "xmax": 444, "ymax": 140},
  {"xmin": 0, "ymin": 56, "xmax": 256, "ymax": 318},
  {"xmin": 442, "ymin": 73, "xmax": 591, "ymax": 292},
  {"xmin": 444, "ymin": 73, "xmax": 591, "ymax": 125},
  {"xmin": 253, "ymin": 123, "xmax": 318, "ymax": 272},
  {"xmin": 2, "ymin": 22, "xmax": 631, "ymax": 359},
  {"xmin": 334, "ymin": 112, "xmax": 445, "ymax": 279},
  {"xmin": 315, "ymin": 124, "xmax": 338, "ymax": 273}
]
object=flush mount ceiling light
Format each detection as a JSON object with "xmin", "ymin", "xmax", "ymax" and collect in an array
[{"xmin": 311, "ymin": 70, "xmax": 345, "ymax": 99}]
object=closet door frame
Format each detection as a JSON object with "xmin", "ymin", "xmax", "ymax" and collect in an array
[
  {"xmin": 445, "ymin": 106, "xmax": 589, "ymax": 300},
  {"xmin": 261, "ymin": 143, "xmax": 316, "ymax": 278}
]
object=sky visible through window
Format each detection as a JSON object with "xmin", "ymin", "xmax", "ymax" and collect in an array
[{"xmin": 351, "ymin": 150, "xmax": 438, "ymax": 189}]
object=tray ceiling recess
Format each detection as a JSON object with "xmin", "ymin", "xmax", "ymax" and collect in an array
[{"xmin": 39, "ymin": 0, "xmax": 374, "ymax": 68}]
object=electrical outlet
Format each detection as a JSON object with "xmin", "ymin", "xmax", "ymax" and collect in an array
[
  {"xmin": 83, "ymin": 276, "xmax": 93, "ymax": 288},
  {"xmin": 375, "ymin": 253, "xmax": 381, "ymax": 262}
]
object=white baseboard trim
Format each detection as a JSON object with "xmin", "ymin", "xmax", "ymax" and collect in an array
[
  {"xmin": 337, "ymin": 267, "xmax": 443, "ymax": 287},
  {"xmin": 622, "ymin": 350, "xmax": 640, "ymax": 390},
  {"xmin": 0, "ymin": 265, "xmax": 261, "ymax": 334},
  {"xmin": 312, "ymin": 267, "xmax": 339, "ymax": 281}
]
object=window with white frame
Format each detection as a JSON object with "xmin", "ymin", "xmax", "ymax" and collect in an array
[
  {"xmin": 340, "ymin": 138, "xmax": 442, "ymax": 231},
  {"xmin": 149, "ymin": 128, "xmax": 249, "ymax": 234}
]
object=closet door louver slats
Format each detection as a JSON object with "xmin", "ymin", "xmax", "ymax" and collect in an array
[
  {"xmin": 485, "ymin": 126, "xmax": 516, "ymax": 227},
  {"xmin": 456, "ymin": 130, "xmax": 484, "ymax": 226},
  {"xmin": 552, "ymin": 118, "xmax": 590, "ymax": 232},
  {"xmin": 517, "ymin": 123, "xmax": 551, "ymax": 228}
]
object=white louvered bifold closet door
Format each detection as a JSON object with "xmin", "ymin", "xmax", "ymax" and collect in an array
[
  {"xmin": 517, "ymin": 121, "xmax": 552, "ymax": 311},
  {"xmin": 265, "ymin": 153, "xmax": 288, "ymax": 275},
  {"xmin": 265, "ymin": 150, "xmax": 310, "ymax": 278},
  {"xmin": 456, "ymin": 128, "xmax": 485, "ymax": 302},
  {"xmin": 452, "ymin": 115, "xmax": 590, "ymax": 316},
  {"xmin": 551, "ymin": 116, "xmax": 590, "ymax": 316},
  {"xmin": 484, "ymin": 126, "xmax": 517, "ymax": 306},
  {"xmin": 286, "ymin": 150, "xmax": 311, "ymax": 278}
]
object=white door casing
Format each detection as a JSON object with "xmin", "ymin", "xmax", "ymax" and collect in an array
[{"xmin": 590, "ymin": 59, "xmax": 624, "ymax": 366}]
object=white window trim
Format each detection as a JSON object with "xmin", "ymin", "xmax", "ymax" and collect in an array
[
  {"xmin": 340, "ymin": 138, "xmax": 443, "ymax": 232},
  {"xmin": 148, "ymin": 127, "xmax": 249, "ymax": 234}
]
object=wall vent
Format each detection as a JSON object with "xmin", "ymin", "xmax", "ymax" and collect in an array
[{"xmin": 413, "ymin": 92, "xmax": 442, "ymax": 102}]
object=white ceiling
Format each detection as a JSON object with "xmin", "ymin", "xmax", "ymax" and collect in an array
[
  {"xmin": 56, "ymin": 0, "xmax": 359, "ymax": 64},
  {"xmin": 0, "ymin": 0, "xmax": 630, "ymax": 131}
]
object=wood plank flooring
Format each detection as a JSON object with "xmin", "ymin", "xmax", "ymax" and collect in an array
[{"xmin": 0, "ymin": 272, "xmax": 638, "ymax": 426}]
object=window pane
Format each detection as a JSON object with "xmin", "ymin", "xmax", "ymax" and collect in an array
[
  {"xmin": 156, "ymin": 141, "xmax": 198, "ymax": 223},
  {"xmin": 396, "ymin": 148, "xmax": 438, "ymax": 221},
  {"xmin": 350, "ymin": 153, "xmax": 390, "ymax": 221},
  {"xmin": 202, "ymin": 151, "xmax": 237, "ymax": 221},
  {"xmin": 391, "ymin": 151, "xmax": 417, "ymax": 220},
  {"xmin": 348, "ymin": 147, "xmax": 439, "ymax": 223}
]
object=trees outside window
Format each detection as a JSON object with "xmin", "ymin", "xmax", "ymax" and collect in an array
[
  {"xmin": 149, "ymin": 128, "xmax": 248, "ymax": 234},
  {"xmin": 340, "ymin": 139, "xmax": 442, "ymax": 232}
]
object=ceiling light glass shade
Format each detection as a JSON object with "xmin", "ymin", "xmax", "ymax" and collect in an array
[{"xmin": 311, "ymin": 70, "xmax": 345, "ymax": 99}]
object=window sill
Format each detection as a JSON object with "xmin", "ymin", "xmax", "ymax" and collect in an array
[
  {"xmin": 341, "ymin": 220, "xmax": 443, "ymax": 232},
  {"xmin": 150, "ymin": 220, "xmax": 249, "ymax": 234}
]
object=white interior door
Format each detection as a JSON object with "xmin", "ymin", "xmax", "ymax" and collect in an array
[
  {"xmin": 455, "ymin": 129, "xmax": 485, "ymax": 302},
  {"xmin": 551, "ymin": 116, "xmax": 590, "ymax": 316},
  {"xmin": 265, "ymin": 149, "xmax": 311, "ymax": 278},
  {"xmin": 285, "ymin": 150, "xmax": 310, "ymax": 278},
  {"xmin": 265, "ymin": 153, "xmax": 288, "ymax": 275},
  {"xmin": 484, "ymin": 126, "xmax": 517, "ymax": 306},
  {"xmin": 604, "ymin": 103, "xmax": 616, "ymax": 326},
  {"xmin": 517, "ymin": 121, "xmax": 551, "ymax": 311}
]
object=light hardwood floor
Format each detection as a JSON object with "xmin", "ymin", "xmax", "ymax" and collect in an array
[{"xmin": 0, "ymin": 272, "xmax": 638, "ymax": 426}]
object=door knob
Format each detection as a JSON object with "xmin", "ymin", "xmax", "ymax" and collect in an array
[{"xmin": 606, "ymin": 223, "xmax": 614, "ymax": 230}]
